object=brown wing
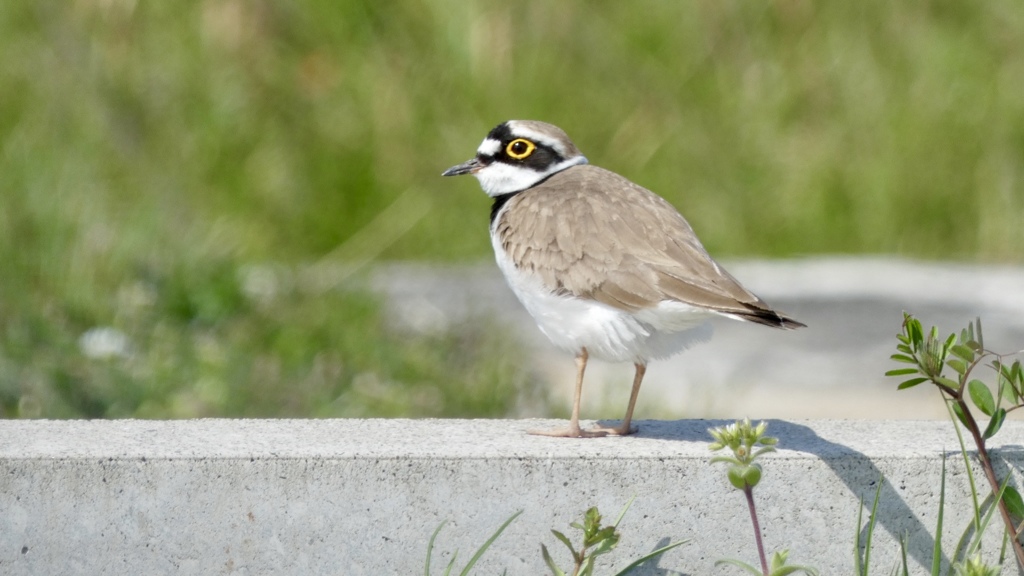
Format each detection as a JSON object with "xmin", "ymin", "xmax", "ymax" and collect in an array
[{"xmin": 494, "ymin": 165, "xmax": 803, "ymax": 328}]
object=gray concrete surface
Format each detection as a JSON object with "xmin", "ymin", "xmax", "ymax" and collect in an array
[
  {"xmin": 369, "ymin": 257, "xmax": 1024, "ymax": 420},
  {"xmin": 2, "ymin": 419, "xmax": 1023, "ymax": 575}
]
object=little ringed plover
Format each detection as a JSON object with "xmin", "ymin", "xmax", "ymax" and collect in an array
[{"xmin": 442, "ymin": 120, "xmax": 804, "ymax": 438}]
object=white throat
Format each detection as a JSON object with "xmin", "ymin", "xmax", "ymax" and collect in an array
[{"xmin": 474, "ymin": 155, "xmax": 588, "ymax": 197}]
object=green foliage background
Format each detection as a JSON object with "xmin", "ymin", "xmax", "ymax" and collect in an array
[{"xmin": 1, "ymin": 1, "xmax": 1022, "ymax": 418}]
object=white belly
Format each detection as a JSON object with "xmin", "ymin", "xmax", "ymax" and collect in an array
[{"xmin": 491, "ymin": 233, "xmax": 714, "ymax": 363}]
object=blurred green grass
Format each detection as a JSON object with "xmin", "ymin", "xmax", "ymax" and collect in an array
[{"xmin": 1, "ymin": 1, "xmax": 1022, "ymax": 418}]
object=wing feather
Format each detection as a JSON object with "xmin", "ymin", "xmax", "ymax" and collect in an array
[{"xmin": 496, "ymin": 165, "xmax": 802, "ymax": 328}]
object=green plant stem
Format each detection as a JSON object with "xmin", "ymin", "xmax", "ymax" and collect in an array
[
  {"xmin": 947, "ymin": 390, "xmax": 1024, "ymax": 569},
  {"xmin": 744, "ymin": 486, "xmax": 769, "ymax": 576}
]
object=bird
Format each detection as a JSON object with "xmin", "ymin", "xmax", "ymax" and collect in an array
[{"xmin": 442, "ymin": 120, "xmax": 805, "ymax": 438}]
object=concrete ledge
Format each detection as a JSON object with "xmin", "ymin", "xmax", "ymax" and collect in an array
[{"xmin": 2, "ymin": 419, "xmax": 1023, "ymax": 575}]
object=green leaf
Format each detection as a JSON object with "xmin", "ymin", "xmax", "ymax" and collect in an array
[
  {"xmin": 997, "ymin": 360, "xmax": 1013, "ymax": 381},
  {"xmin": 968, "ymin": 380, "xmax": 995, "ymax": 416},
  {"xmin": 741, "ymin": 465, "xmax": 762, "ymax": 487},
  {"xmin": 950, "ymin": 344, "xmax": 975, "ymax": 362},
  {"xmin": 770, "ymin": 550, "xmax": 789, "ymax": 570},
  {"xmin": 1008, "ymin": 361, "xmax": 1024, "ymax": 403},
  {"xmin": 897, "ymin": 377, "xmax": 928, "ymax": 390},
  {"xmin": 715, "ymin": 559, "xmax": 764, "ymax": 576},
  {"xmin": 890, "ymin": 353, "xmax": 917, "ymax": 364},
  {"xmin": 908, "ymin": 318, "xmax": 923, "ymax": 347},
  {"xmin": 583, "ymin": 507, "xmax": 600, "ymax": 532},
  {"xmin": 771, "ymin": 565, "xmax": 820, "ymax": 576},
  {"xmin": 711, "ymin": 456, "xmax": 743, "ymax": 467},
  {"xmin": 550, "ymin": 530, "xmax": 575, "ymax": 556},
  {"xmin": 1002, "ymin": 486, "xmax": 1024, "ymax": 520},
  {"xmin": 885, "ymin": 368, "xmax": 919, "ymax": 376},
  {"xmin": 943, "ymin": 331, "xmax": 956, "ymax": 352},
  {"xmin": 728, "ymin": 464, "xmax": 761, "ymax": 489},
  {"xmin": 896, "ymin": 343, "xmax": 913, "ymax": 354},
  {"xmin": 585, "ymin": 526, "xmax": 617, "ymax": 549},
  {"xmin": 946, "ymin": 359, "xmax": 967, "ymax": 376},
  {"xmin": 936, "ymin": 377, "xmax": 960, "ymax": 392},
  {"xmin": 727, "ymin": 466, "xmax": 746, "ymax": 490},
  {"xmin": 997, "ymin": 366, "xmax": 1017, "ymax": 404},
  {"xmin": 982, "ymin": 408, "xmax": 1005, "ymax": 439},
  {"xmin": 541, "ymin": 545, "xmax": 567, "ymax": 576}
]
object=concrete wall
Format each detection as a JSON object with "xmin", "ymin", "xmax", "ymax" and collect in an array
[{"xmin": 1, "ymin": 419, "xmax": 1023, "ymax": 575}]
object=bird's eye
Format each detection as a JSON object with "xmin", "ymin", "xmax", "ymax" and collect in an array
[{"xmin": 506, "ymin": 138, "xmax": 536, "ymax": 160}]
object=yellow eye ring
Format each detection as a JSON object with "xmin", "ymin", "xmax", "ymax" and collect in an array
[{"xmin": 505, "ymin": 138, "xmax": 536, "ymax": 160}]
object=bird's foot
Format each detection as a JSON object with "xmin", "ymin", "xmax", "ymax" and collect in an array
[
  {"xmin": 527, "ymin": 425, "xmax": 609, "ymax": 438},
  {"xmin": 589, "ymin": 422, "xmax": 638, "ymax": 436}
]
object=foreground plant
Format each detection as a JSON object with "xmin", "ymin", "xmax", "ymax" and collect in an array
[
  {"xmin": 425, "ymin": 511, "xmax": 521, "ymax": 576},
  {"xmin": 427, "ymin": 502, "xmax": 684, "ymax": 576},
  {"xmin": 860, "ymin": 455, "xmax": 1008, "ymax": 575},
  {"xmin": 953, "ymin": 554, "xmax": 1002, "ymax": 576},
  {"xmin": 542, "ymin": 498, "xmax": 687, "ymax": 576},
  {"xmin": 887, "ymin": 314, "xmax": 1024, "ymax": 569},
  {"xmin": 709, "ymin": 419, "xmax": 818, "ymax": 576}
]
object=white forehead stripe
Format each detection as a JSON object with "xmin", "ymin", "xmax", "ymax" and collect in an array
[
  {"xmin": 506, "ymin": 121, "xmax": 570, "ymax": 157},
  {"xmin": 477, "ymin": 138, "xmax": 501, "ymax": 156}
]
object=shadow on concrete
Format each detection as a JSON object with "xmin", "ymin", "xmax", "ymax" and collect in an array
[{"xmin": 624, "ymin": 418, "xmax": 952, "ymax": 573}]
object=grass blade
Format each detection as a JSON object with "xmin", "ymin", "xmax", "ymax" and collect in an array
[
  {"xmin": 426, "ymin": 520, "xmax": 448, "ymax": 576},
  {"xmin": 458, "ymin": 510, "xmax": 522, "ymax": 576},
  {"xmin": 855, "ymin": 494, "xmax": 865, "ymax": 576},
  {"xmin": 933, "ymin": 455, "xmax": 945, "ymax": 576},
  {"xmin": 946, "ymin": 403, "xmax": 982, "ymax": 530},
  {"xmin": 442, "ymin": 554, "xmax": 458, "ymax": 576},
  {"xmin": 898, "ymin": 533, "xmax": 910, "ymax": 576},
  {"xmin": 863, "ymin": 477, "xmax": 885, "ymax": 575},
  {"xmin": 613, "ymin": 494, "xmax": 637, "ymax": 528},
  {"xmin": 612, "ymin": 540, "xmax": 689, "ymax": 576}
]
